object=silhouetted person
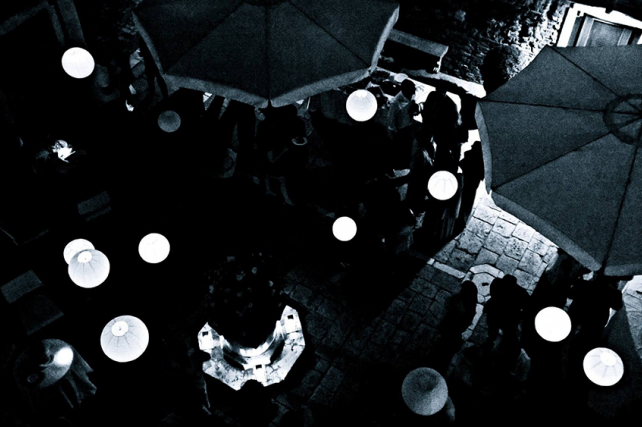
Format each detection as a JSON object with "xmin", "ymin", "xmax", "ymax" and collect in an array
[
  {"xmin": 483, "ymin": 275, "xmax": 529, "ymax": 350},
  {"xmin": 431, "ymin": 281, "xmax": 478, "ymax": 374},
  {"xmin": 455, "ymin": 140, "xmax": 484, "ymax": 232}
]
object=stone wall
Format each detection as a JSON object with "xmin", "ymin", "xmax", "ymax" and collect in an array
[{"xmin": 396, "ymin": 0, "xmax": 572, "ymax": 84}]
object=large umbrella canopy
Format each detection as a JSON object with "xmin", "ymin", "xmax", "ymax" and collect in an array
[
  {"xmin": 134, "ymin": 0, "xmax": 399, "ymax": 107},
  {"xmin": 476, "ymin": 45, "xmax": 642, "ymax": 276}
]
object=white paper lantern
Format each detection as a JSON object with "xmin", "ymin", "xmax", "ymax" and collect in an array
[
  {"xmin": 63, "ymin": 239, "xmax": 95, "ymax": 264},
  {"xmin": 61, "ymin": 48, "xmax": 95, "ymax": 79},
  {"xmin": 101, "ymin": 315, "xmax": 149, "ymax": 363},
  {"xmin": 535, "ymin": 307, "xmax": 572, "ymax": 342},
  {"xmin": 332, "ymin": 216, "xmax": 357, "ymax": 242},
  {"xmin": 68, "ymin": 249, "xmax": 110, "ymax": 288},
  {"xmin": 139, "ymin": 233, "xmax": 170, "ymax": 264},
  {"xmin": 158, "ymin": 110, "xmax": 181, "ymax": 133},
  {"xmin": 428, "ymin": 170, "xmax": 458, "ymax": 201},
  {"xmin": 402, "ymin": 367, "xmax": 449, "ymax": 416},
  {"xmin": 346, "ymin": 89, "xmax": 377, "ymax": 122},
  {"xmin": 583, "ymin": 347, "xmax": 624, "ymax": 386}
]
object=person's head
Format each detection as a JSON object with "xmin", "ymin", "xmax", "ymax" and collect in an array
[
  {"xmin": 503, "ymin": 274, "xmax": 518, "ymax": 286},
  {"xmin": 400, "ymin": 79, "xmax": 416, "ymax": 99},
  {"xmin": 460, "ymin": 280, "xmax": 478, "ymax": 303}
]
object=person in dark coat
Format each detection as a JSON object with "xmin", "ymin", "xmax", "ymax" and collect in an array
[
  {"xmin": 483, "ymin": 275, "xmax": 530, "ymax": 349},
  {"xmin": 455, "ymin": 140, "xmax": 484, "ymax": 232}
]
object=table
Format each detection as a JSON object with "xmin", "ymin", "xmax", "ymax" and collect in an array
[{"xmin": 198, "ymin": 305, "xmax": 305, "ymax": 390}]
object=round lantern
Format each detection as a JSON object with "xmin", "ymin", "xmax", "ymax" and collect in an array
[
  {"xmin": 583, "ymin": 347, "xmax": 624, "ymax": 386},
  {"xmin": 68, "ymin": 249, "xmax": 110, "ymax": 288},
  {"xmin": 535, "ymin": 307, "xmax": 572, "ymax": 342},
  {"xmin": 402, "ymin": 367, "xmax": 449, "ymax": 416},
  {"xmin": 63, "ymin": 239, "xmax": 95, "ymax": 264},
  {"xmin": 61, "ymin": 47, "xmax": 95, "ymax": 79},
  {"xmin": 332, "ymin": 216, "xmax": 357, "ymax": 242},
  {"xmin": 138, "ymin": 233, "xmax": 170, "ymax": 264},
  {"xmin": 158, "ymin": 110, "xmax": 181, "ymax": 133},
  {"xmin": 100, "ymin": 315, "xmax": 150, "ymax": 363},
  {"xmin": 346, "ymin": 89, "xmax": 377, "ymax": 122},
  {"xmin": 428, "ymin": 171, "xmax": 458, "ymax": 201}
]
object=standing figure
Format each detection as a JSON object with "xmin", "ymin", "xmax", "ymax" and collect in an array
[
  {"xmin": 387, "ymin": 79, "xmax": 419, "ymax": 170},
  {"xmin": 483, "ymin": 275, "xmax": 530, "ymax": 350},
  {"xmin": 456, "ymin": 140, "xmax": 484, "ymax": 232}
]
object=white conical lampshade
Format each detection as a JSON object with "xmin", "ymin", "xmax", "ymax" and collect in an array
[
  {"xmin": 139, "ymin": 233, "xmax": 170, "ymax": 264},
  {"xmin": 63, "ymin": 239, "xmax": 95, "ymax": 264},
  {"xmin": 61, "ymin": 47, "xmax": 95, "ymax": 79},
  {"xmin": 402, "ymin": 367, "xmax": 449, "ymax": 416},
  {"xmin": 332, "ymin": 216, "xmax": 357, "ymax": 242},
  {"xmin": 583, "ymin": 347, "xmax": 624, "ymax": 386},
  {"xmin": 346, "ymin": 89, "xmax": 377, "ymax": 122},
  {"xmin": 101, "ymin": 315, "xmax": 149, "ymax": 363},
  {"xmin": 535, "ymin": 307, "xmax": 572, "ymax": 342},
  {"xmin": 68, "ymin": 249, "xmax": 110, "ymax": 288},
  {"xmin": 428, "ymin": 171, "xmax": 458, "ymax": 201},
  {"xmin": 158, "ymin": 110, "xmax": 181, "ymax": 133}
]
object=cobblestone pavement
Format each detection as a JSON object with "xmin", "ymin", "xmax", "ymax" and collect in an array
[{"xmin": 204, "ymin": 187, "xmax": 558, "ymax": 426}]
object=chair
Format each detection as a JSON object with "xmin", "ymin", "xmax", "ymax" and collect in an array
[{"xmin": 1, "ymin": 271, "xmax": 64, "ymax": 337}]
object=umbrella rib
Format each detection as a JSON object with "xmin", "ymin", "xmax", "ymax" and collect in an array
[
  {"xmin": 286, "ymin": 0, "xmax": 369, "ymax": 68},
  {"xmin": 480, "ymin": 99, "xmax": 622, "ymax": 114},
  {"xmin": 552, "ymin": 47, "xmax": 626, "ymax": 99}
]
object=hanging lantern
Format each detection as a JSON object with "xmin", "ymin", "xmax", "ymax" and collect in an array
[
  {"xmin": 158, "ymin": 110, "xmax": 181, "ymax": 133},
  {"xmin": 535, "ymin": 307, "xmax": 572, "ymax": 342},
  {"xmin": 100, "ymin": 315, "xmax": 150, "ymax": 363},
  {"xmin": 138, "ymin": 233, "xmax": 170, "ymax": 264},
  {"xmin": 68, "ymin": 249, "xmax": 110, "ymax": 288},
  {"xmin": 63, "ymin": 239, "xmax": 95, "ymax": 265},
  {"xmin": 346, "ymin": 89, "xmax": 377, "ymax": 122},
  {"xmin": 61, "ymin": 47, "xmax": 95, "ymax": 79},
  {"xmin": 428, "ymin": 170, "xmax": 458, "ymax": 201},
  {"xmin": 583, "ymin": 347, "xmax": 624, "ymax": 386},
  {"xmin": 402, "ymin": 367, "xmax": 449, "ymax": 416},
  {"xmin": 332, "ymin": 216, "xmax": 357, "ymax": 242}
]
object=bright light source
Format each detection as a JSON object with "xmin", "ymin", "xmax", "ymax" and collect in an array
[
  {"xmin": 63, "ymin": 239, "xmax": 95, "ymax": 264},
  {"xmin": 61, "ymin": 47, "xmax": 95, "ymax": 79},
  {"xmin": 428, "ymin": 170, "xmax": 458, "ymax": 201},
  {"xmin": 53, "ymin": 347, "xmax": 74, "ymax": 366},
  {"xmin": 535, "ymin": 307, "xmax": 572, "ymax": 342},
  {"xmin": 333, "ymin": 216, "xmax": 357, "ymax": 241},
  {"xmin": 138, "ymin": 233, "xmax": 170, "ymax": 264},
  {"xmin": 101, "ymin": 315, "xmax": 150, "ymax": 363},
  {"xmin": 583, "ymin": 347, "xmax": 624, "ymax": 386},
  {"xmin": 346, "ymin": 89, "xmax": 377, "ymax": 122},
  {"xmin": 68, "ymin": 249, "xmax": 110, "ymax": 288}
]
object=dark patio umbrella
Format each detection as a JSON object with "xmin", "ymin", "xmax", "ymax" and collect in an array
[
  {"xmin": 134, "ymin": 0, "xmax": 399, "ymax": 107},
  {"xmin": 476, "ymin": 45, "xmax": 642, "ymax": 276}
]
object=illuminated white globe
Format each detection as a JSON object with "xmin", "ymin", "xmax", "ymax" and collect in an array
[
  {"xmin": 101, "ymin": 315, "xmax": 150, "ymax": 363},
  {"xmin": 402, "ymin": 367, "xmax": 449, "ymax": 416},
  {"xmin": 583, "ymin": 347, "xmax": 624, "ymax": 386},
  {"xmin": 63, "ymin": 239, "xmax": 95, "ymax": 264},
  {"xmin": 333, "ymin": 216, "xmax": 357, "ymax": 242},
  {"xmin": 53, "ymin": 346, "xmax": 74, "ymax": 366},
  {"xmin": 68, "ymin": 249, "xmax": 110, "ymax": 288},
  {"xmin": 428, "ymin": 171, "xmax": 458, "ymax": 201},
  {"xmin": 139, "ymin": 233, "xmax": 170, "ymax": 264},
  {"xmin": 61, "ymin": 47, "xmax": 95, "ymax": 79},
  {"xmin": 158, "ymin": 110, "xmax": 181, "ymax": 133},
  {"xmin": 346, "ymin": 89, "xmax": 377, "ymax": 122},
  {"xmin": 535, "ymin": 307, "xmax": 572, "ymax": 342}
]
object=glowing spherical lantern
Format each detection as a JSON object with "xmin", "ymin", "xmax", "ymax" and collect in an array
[
  {"xmin": 402, "ymin": 367, "xmax": 449, "ymax": 416},
  {"xmin": 138, "ymin": 233, "xmax": 170, "ymax": 264},
  {"xmin": 61, "ymin": 48, "xmax": 95, "ymax": 79},
  {"xmin": 68, "ymin": 249, "xmax": 110, "ymax": 288},
  {"xmin": 158, "ymin": 110, "xmax": 181, "ymax": 133},
  {"xmin": 535, "ymin": 307, "xmax": 572, "ymax": 342},
  {"xmin": 428, "ymin": 171, "xmax": 458, "ymax": 201},
  {"xmin": 583, "ymin": 347, "xmax": 624, "ymax": 386},
  {"xmin": 332, "ymin": 216, "xmax": 357, "ymax": 242},
  {"xmin": 100, "ymin": 315, "xmax": 150, "ymax": 363},
  {"xmin": 63, "ymin": 239, "xmax": 95, "ymax": 264},
  {"xmin": 346, "ymin": 89, "xmax": 377, "ymax": 122}
]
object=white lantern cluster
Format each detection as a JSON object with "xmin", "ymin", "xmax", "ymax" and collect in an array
[
  {"xmin": 346, "ymin": 89, "xmax": 377, "ymax": 122},
  {"xmin": 61, "ymin": 47, "xmax": 95, "ymax": 79},
  {"xmin": 428, "ymin": 171, "xmax": 458, "ymax": 201},
  {"xmin": 138, "ymin": 233, "xmax": 170, "ymax": 264},
  {"xmin": 64, "ymin": 239, "xmax": 110, "ymax": 288},
  {"xmin": 100, "ymin": 315, "xmax": 150, "ymax": 363},
  {"xmin": 535, "ymin": 307, "xmax": 572, "ymax": 342},
  {"xmin": 583, "ymin": 347, "xmax": 624, "ymax": 386}
]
